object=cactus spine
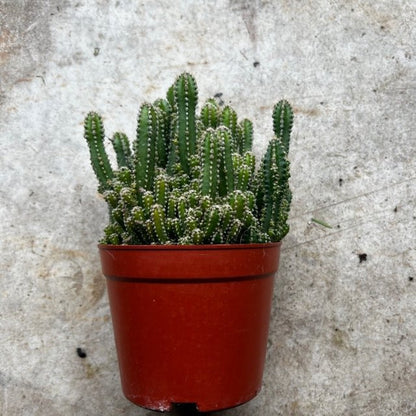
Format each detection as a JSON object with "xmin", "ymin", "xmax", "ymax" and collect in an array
[{"xmin": 84, "ymin": 73, "xmax": 294, "ymax": 245}]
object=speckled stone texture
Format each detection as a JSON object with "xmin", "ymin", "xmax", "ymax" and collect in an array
[{"xmin": 1, "ymin": 1, "xmax": 415, "ymax": 415}]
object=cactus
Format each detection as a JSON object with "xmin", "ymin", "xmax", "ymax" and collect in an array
[
  {"xmin": 84, "ymin": 112, "xmax": 114, "ymax": 192},
  {"xmin": 135, "ymin": 103, "xmax": 159, "ymax": 191},
  {"xmin": 240, "ymin": 119, "xmax": 253, "ymax": 153},
  {"xmin": 153, "ymin": 98, "xmax": 172, "ymax": 167},
  {"xmin": 200, "ymin": 99, "xmax": 221, "ymax": 129},
  {"xmin": 257, "ymin": 136, "xmax": 292, "ymax": 241},
  {"xmin": 172, "ymin": 73, "xmax": 198, "ymax": 174},
  {"xmin": 273, "ymin": 99, "xmax": 293, "ymax": 153},
  {"xmin": 200, "ymin": 127, "xmax": 235, "ymax": 199},
  {"xmin": 112, "ymin": 132, "xmax": 132, "ymax": 169},
  {"xmin": 84, "ymin": 73, "xmax": 294, "ymax": 245}
]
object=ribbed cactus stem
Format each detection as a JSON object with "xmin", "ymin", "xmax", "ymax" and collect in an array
[
  {"xmin": 167, "ymin": 217, "xmax": 181, "ymax": 241},
  {"xmin": 174, "ymin": 73, "xmax": 198, "ymax": 174},
  {"xmin": 151, "ymin": 204, "xmax": 168, "ymax": 244},
  {"xmin": 116, "ymin": 167, "xmax": 133, "ymax": 186},
  {"xmin": 111, "ymin": 207, "xmax": 125, "ymax": 227},
  {"xmin": 185, "ymin": 214, "xmax": 197, "ymax": 235},
  {"xmin": 226, "ymin": 219, "xmax": 242, "ymax": 243},
  {"xmin": 235, "ymin": 152, "xmax": 255, "ymax": 191},
  {"xmin": 230, "ymin": 190, "xmax": 247, "ymax": 219},
  {"xmin": 203, "ymin": 205, "xmax": 221, "ymax": 242},
  {"xmin": 103, "ymin": 224, "xmax": 123, "ymax": 245},
  {"xmin": 112, "ymin": 132, "xmax": 132, "ymax": 169},
  {"xmin": 240, "ymin": 119, "xmax": 253, "ymax": 153},
  {"xmin": 166, "ymin": 113, "xmax": 179, "ymax": 175},
  {"xmin": 84, "ymin": 112, "xmax": 114, "ymax": 192},
  {"xmin": 154, "ymin": 174, "xmax": 168, "ymax": 207},
  {"xmin": 135, "ymin": 104, "xmax": 158, "ymax": 191},
  {"xmin": 154, "ymin": 99, "xmax": 172, "ymax": 167},
  {"xmin": 222, "ymin": 106, "xmax": 245, "ymax": 154},
  {"xmin": 221, "ymin": 106, "xmax": 238, "ymax": 138},
  {"xmin": 221, "ymin": 203, "xmax": 233, "ymax": 232},
  {"xmin": 120, "ymin": 187, "xmax": 137, "ymax": 208},
  {"xmin": 200, "ymin": 129, "xmax": 219, "ymax": 199},
  {"xmin": 186, "ymin": 189, "xmax": 199, "ymax": 208},
  {"xmin": 167, "ymin": 195, "xmax": 176, "ymax": 219},
  {"xmin": 131, "ymin": 205, "xmax": 145, "ymax": 223},
  {"xmin": 143, "ymin": 191, "xmax": 155, "ymax": 217},
  {"xmin": 200, "ymin": 127, "xmax": 236, "ymax": 199},
  {"xmin": 273, "ymin": 99, "xmax": 293, "ymax": 153},
  {"xmin": 103, "ymin": 190, "xmax": 118, "ymax": 209},
  {"xmin": 236, "ymin": 165, "xmax": 251, "ymax": 192},
  {"xmin": 200, "ymin": 99, "xmax": 220, "ymax": 129},
  {"xmin": 189, "ymin": 228, "xmax": 201, "ymax": 244},
  {"xmin": 259, "ymin": 141, "xmax": 277, "ymax": 233},
  {"xmin": 166, "ymin": 84, "xmax": 175, "ymax": 108},
  {"xmin": 217, "ymin": 127, "xmax": 234, "ymax": 197},
  {"xmin": 144, "ymin": 219, "xmax": 155, "ymax": 242},
  {"xmin": 177, "ymin": 196, "xmax": 187, "ymax": 228},
  {"xmin": 259, "ymin": 138, "xmax": 291, "ymax": 238}
]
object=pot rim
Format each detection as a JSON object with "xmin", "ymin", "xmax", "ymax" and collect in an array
[{"xmin": 98, "ymin": 242, "xmax": 281, "ymax": 251}]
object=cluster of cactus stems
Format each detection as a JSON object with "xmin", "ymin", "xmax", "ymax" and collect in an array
[{"xmin": 84, "ymin": 73, "xmax": 293, "ymax": 245}]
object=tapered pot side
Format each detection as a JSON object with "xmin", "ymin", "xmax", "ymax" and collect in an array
[{"xmin": 99, "ymin": 242, "xmax": 281, "ymax": 412}]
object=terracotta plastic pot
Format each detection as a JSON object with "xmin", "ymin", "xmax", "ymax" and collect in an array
[{"xmin": 99, "ymin": 242, "xmax": 281, "ymax": 412}]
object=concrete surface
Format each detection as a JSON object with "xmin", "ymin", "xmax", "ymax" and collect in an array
[{"xmin": 1, "ymin": 0, "xmax": 415, "ymax": 415}]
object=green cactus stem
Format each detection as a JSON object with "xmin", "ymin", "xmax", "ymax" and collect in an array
[
  {"xmin": 191, "ymin": 228, "xmax": 204, "ymax": 244},
  {"xmin": 119, "ymin": 187, "xmax": 137, "ymax": 208},
  {"xmin": 112, "ymin": 132, "xmax": 132, "ymax": 169},
  {"xmin": 221, "ymin": 106, "xmax": 238, "ymax": 139},
  {"xmin": 259, "ymin": 137, "xmax": 291, "ymax": 240},
  {"xmin": 177, "ymin": 196, "xmax": 187, "ymax": 232},
  {"xmin": 240, "ymin": 119, "xmax": 253, "ymax": 153},
  {"xmin": 173, "ymin": 73, "xmax": 198, "ymax": 174},
  {"xmin": 200, "ymin": 99, "xmax": 220, "ymax": 129},
  {"xmin": 153, "ymin": 98, "xmax": 172, "ymax": 167},
  {"xmin": 202, "ymin": 205, "xmax": 222, "ymax": 243},
  {"xmin": 84, "ymin": 112, "xmax": 114, "ymax": 192},
  {"xmin": 151, "ymin": 204, "xmax": 168, "ymax": 244},
  {"xmin": 200, "ymin": 127, "xmax": 235, "ymax": 199},
  {"xmin": 234, "ymin": 152, "xmax": 255, "ymax": 192},
  {"xmin": 134, "ymin": 103, "xmax": 158, "ymax": 191},
  {"xmin": 200, "ymin": 129, "xmax": 219, "ymax": 199},
  {"xmin": 154, "ymin": 173, "xmax": 168, "ymax": 207},
  {"xmin": 225, "ymin": 218, "xmax": 242, "ymax": 243},
  {"xmin": 142, "ymin": 191, "xmax": 155, "ymax": 217},
  {"xmin": 217, "ymin": 127, "xmax": 235, "ymax": 197},
  {"xmin": 273, "ymin": 99, "xmax": 294, "ymax": 153}
]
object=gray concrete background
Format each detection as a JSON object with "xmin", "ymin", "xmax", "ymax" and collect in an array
[{"xmin": 1, "ymin": 0, "xmax": 415, "ymax": 415}]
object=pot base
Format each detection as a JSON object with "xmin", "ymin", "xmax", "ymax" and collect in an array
[
  {"xmin": 136, "ymin": 399, "xmax": 253, "ymax": 413},
  {"xmin": 126, "ymin": 390, "xmax": 258, "ymax": 413}
]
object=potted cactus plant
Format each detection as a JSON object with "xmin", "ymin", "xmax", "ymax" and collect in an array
[{"xmin": 84, "ymin": 73, "xmax": 294, "ymax": 412}]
